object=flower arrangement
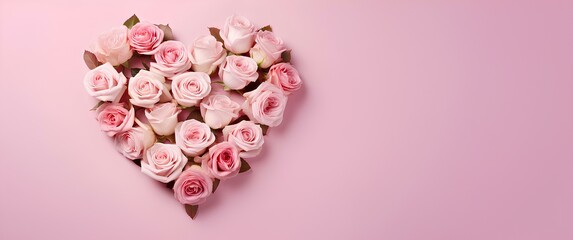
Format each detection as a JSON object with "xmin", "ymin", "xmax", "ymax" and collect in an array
[{"xmin": 83, "ymin": 14, "xmax": 302, "ymax": 219}]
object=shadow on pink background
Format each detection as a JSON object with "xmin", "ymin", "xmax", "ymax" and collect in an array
[{"xmin": 1, "ymin": 0, "xmax": 572, "ymax": 239}]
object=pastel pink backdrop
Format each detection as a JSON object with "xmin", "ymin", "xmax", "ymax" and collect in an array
[{"xmin": 1, "ymin": 0, "xmax": 572, "ymax": 239}]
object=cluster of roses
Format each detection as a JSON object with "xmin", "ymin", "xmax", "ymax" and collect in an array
[{"xmin": 82, "ymin": 14, "xmax": 302, "ymax": 219}]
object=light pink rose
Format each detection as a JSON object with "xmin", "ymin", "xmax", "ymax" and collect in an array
[
  {"xmin": 200, "ymin": 95, "xmax": 241, "ymax": 129},
  {"xmin": 249, "ymin": 31, "xmax": 287, "ymax": 68},
  {"xmin": 128, "ymin": 22, "xmax": 164, "ymax": 55},
  {"xmin": 175, "ymin": 119, "xmax": 216, "ymax": 157},
  {"xmin": 201, "ymin": 141, "xmax": 241, "ymax": 180},
  {"xmin": 267, "ymin": 63, "xmax": 302, "ymax": 95},
  {"xmin": 96, "ymin": 103, "xmax": 135, "ymax": 137},
  {"xmin": 218, "ymin": 55, "xmax": 259, "ymax": 90},
  {"xmin": 173, "ymin": 165, "xmax": 213, "ymax": 205},
  {"xmin": 171, "ymin": 72, "xmax": 212, "ymax": 107},
  {"xmin": 242, "ymin": 82, "xmax": 287, "ymax": 127},
  {"xmin": 150, "ymin": 41, "xmax": 192, "ymax": 78},
  {"xmin": 114, "ymin": 123, "xmax": 156, "ymax": 160},
  {"xmin": 92, "ymin": 25, "xmax": 133, "ymax": 66},
  {"xmin": 141, "ymin": 143, "xmax": 188, "ymax": 183},
  {"xmin": 83, "ymin": 62, "xmax": 127, "ymax": 102},
  {"xmin": 128, "ymin": 70, "xmax": 171, "ymax": 108},
  {"xmin": 223, "ymin": 121, "xmax": 264, "ymax": 158},
  {"xmin": 189, "ymin": 35, "xmax": 226, "ymax": 74},
  {"xmin": 220, "ymin": 15, "xmax": 256, "ymax": 54},
  {"xmin": 145, "ymin": 102, "xmax": 181, "ymax": 135}
]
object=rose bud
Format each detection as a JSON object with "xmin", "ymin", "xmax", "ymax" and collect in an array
[{"xmin": 219, "ymin": 15, "xmax": 256, "ymax": 54}]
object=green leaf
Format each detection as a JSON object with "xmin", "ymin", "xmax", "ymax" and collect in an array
[
  {"xmin": 259, "ymin": 25, "xmax": 273, "ymax": 32},
  {"xmin": 114, "ymin": 65, "xmax": 124, "ymax": 72},
  {"xmin": 208, "ymin": 27, "xmax": 224, "ymax": 43},
  {"xmin": 239, "ymin": 159, "xmax": 251, "ymax": 173},
  {"xmin": 281, "ymin": 50, "xmax": 291, "ymax": 63},
  {"xmin": 212, "ymin": 179, "xmax": 220, "ymax": 193},
  {"xmin": 89, "ymin": 101, "xmax": 105, "ymax": 111},
  {"xmin": 257, "ymin": 72, "xmax": 267, "ymax": 81},
  {"xmin": 141, "ymin": 61, "xmax": 150, "ymax": 70},
  {"xmin": 184, "ymin": 204, "xmax": 199, "ymax": 219},
  {"xmin": 157, "ymin": 24, "xmax": 174, "ymax": 41},
  {"xmin": 132, "ymin": 159, "xmax": 142, "ymax": 167},
  {"xmin": 186, "ymin": 108, "xmax": 204, "ymax": 122},
  {"xmin": 83, "ymin": 50, "xmax": 101, "ymax": 70},
  {"xmin": 123, "ymin": 14, "xmax": 140, "ymax": 29},
  {"xmin": 131, "ymin": 68, "xmax": 142, "ymax": 77},
  {"xmin": 231, "ymin": 115, "xmax": 250, "ymax": 125},
  {"xmin": 157, "ymin": 134, "xmax": 175, "ymax": 143},
  {"xmin": 121, "ymin": 60, "xmax": 130, "ymax": 69},
  {"xmin": 260, "ymin": 125, "xmax": 269, "ymax": 135}
]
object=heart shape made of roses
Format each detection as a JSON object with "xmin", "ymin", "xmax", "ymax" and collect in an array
[{"xmin": 82, "ymin": 14, "xmax": 302, "ymax": 219}]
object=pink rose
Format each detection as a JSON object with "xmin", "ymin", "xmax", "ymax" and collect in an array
[
  {"xmin": 141, "ymin": 143, "xmax": 188, "ymax": 183},
  {"xmin": 150, "ymin": 41, "xmax": 192, "ymax": 78},
  {"xmin": 128, "ymin": 70, "xmax": 171, "ymax": 108},
  {"xmin": 267, "ymin": 63, "xmax": 302, "ymax": 95},
  {"xmin": 96, "ymin": 103, "xmax": 135, "ymax": 137},
  {"xmin": 175, "ymin": 119, "xmax": 216, "ymax": 157},
  {"xmin": 201, "ymin": 141, "xmax": 241, "ymax": 180},
  {"xmin": 92, "ymin": 25, "xmax": 133, "ymax": 66},
  {"xmin": 145, "ymin": 102, "xmax": 181, "ymax": 135},
  {"xmin": 220, "ymin": 15, "xmax": 256, "ymax": 54},
  {"xmin": 173, "ymin": 165, "xmax": 213, "ymax": 205},
  {"xmin": 171, "ymin": 72, "xmax": 212, "ymax": 107},
  {"xmin": 218, "ymin": 55, "xmax": 259, "ymax": 90},
  {"xmin": 223, "ymin": 121, "xmax": 264, "ymax": 158},
  {"xmin": 189, "ymin": 35, "xmax": 226, "ymax": 74},
  {"xmin": 128, "ymin": 22, "xmax": 164, "ymax": 55},
  {"xmin": 200, "ymin": 95, "xmax": 241, "ymax": 129},
  {"xmin": 242, "ymin": 82, "xmax": 287, "ymax": 127},
  {"xmin": 114, "ymin": 124, "xmax": 156, "ymax": 160},
  {"xmin": 83, "ymin": 62, "xmax": 127, "ymax": 102},
  {"xmin": 249, "ymin": 31, "xmax": 287, "ymax": 68}
]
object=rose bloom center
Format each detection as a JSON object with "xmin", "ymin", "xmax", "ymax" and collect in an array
[
  {"xmin": 163, "ymin": 47, "xmax": 181, "ymax": 63},
  {"xmin": 185, "ymin": 181, "xmax": 203, "ymax": 195}
]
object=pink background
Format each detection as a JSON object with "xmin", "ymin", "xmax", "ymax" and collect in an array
[{"xmin": 1, "ymin": 0, "xmax": 572, "ymax": 239}]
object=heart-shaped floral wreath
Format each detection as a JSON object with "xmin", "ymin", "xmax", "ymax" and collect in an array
[{"xmin": 82, "ymin": 14, "xmax": 302, "ymax": 219}]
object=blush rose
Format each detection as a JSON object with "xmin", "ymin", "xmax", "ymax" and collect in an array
[
  {"xmin": 83, "ymin": 62, "xmax": 127, "ymax": 102},
  {"xmin": 128, "ymin": 22, "xmax": 164, "ymax": 54},
  {"xmin": 145, "ymin": 102, "xmax": 182, "ymax": 135},
  {"xmin": 128, "ymin": 70, "xmax": 171, "ymax": 108},
  {"xmin": 189, "ymin": 35, "xmax": 226, "ymax": 74},
  {"xmin": 249, "ymin": 30, "xmax": 287, "ymax": 68},
  {"xmin": 171, "ymin": 72, "xmax": 212, "ymax": 107},
  {"xmin": 96, "ymin": 103, "xmax": 135, "ymax": 137},
  {"xmin": 150, "ymin": 40, "xmax": 192, "ymax": 78},
  {"xmin": 200, "ymin": 95, "xmax": 241, "ymax": 129},
  {"xmin": 218, "ymin": 55, "xmax": 259, "ymax": 90},
  {"xmin": 201, "ymin": 141, "xmax": 241, "ymax": 180},
  {"xmin": 175, "ymin": 119, "xmax": 216, "ymax": 157},
  {"xmin": 223, "ymin": 120, "xmax": 264, "ymax": 158},
  {"xmin": 173, "ymin": 165, "xmax": 213, "ymax": 205},
  {"xmin": 114, "ymin": 123, "xmax": 156, "ymax": 160},
  {"xmin": 141, "ymin": 143, "xmax": 188, "ymax": 183},
  {"xmin": 242, "ymin": 82, "xmax": 287, "ymax": 127},
  {"xmin": 267, "ymin": 63, "xmax": 302, "ymax": 95}
]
